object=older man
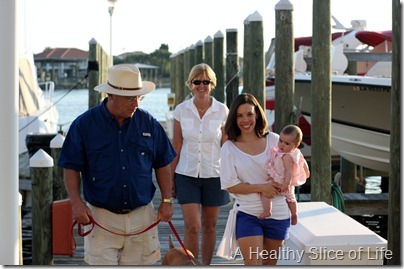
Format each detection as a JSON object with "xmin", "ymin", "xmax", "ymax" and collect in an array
[{"xmin": 58, "ymin": 64, "xmax": 176, "ymax": 265}]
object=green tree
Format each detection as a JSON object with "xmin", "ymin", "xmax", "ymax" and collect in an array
[{"xmin": 114, "ymin": 44, "xmax": 171, "ymax": 78}]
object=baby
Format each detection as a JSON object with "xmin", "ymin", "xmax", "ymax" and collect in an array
[{"xmin": 260, "ymin": 125, "xmax": 310, "ymax": 225}]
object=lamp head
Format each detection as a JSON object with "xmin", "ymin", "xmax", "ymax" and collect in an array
[{"xmin": 108, "ymin": 0, "xmax": 117, "ymax": 15}]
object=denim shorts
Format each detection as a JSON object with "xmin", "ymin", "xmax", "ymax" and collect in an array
[
  {"xmin": 236, "ymin": 211, "xmax": 290, "ymax": 240},
  {"xmin": 174, "ymin": 173, "xmax": 230, "ymax": 206}
]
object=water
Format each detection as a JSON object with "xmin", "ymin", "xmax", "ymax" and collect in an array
[
  {"xmin": 52, "ymin": 88, "xmax": 171, "ymax": 133},
  {"xmin": 52, "ymin": 88, "xmax": 384, "ymax": 195}
]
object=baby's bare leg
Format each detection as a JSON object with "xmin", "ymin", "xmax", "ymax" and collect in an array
[
  {"xmin": 259, "ymin": 196, "xmax": 272, "ymax": 219},
  {"xmin": 287, "ymin": 200, "xmax": 298, "ymax": 225}
]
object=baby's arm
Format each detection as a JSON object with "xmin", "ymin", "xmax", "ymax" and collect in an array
[{"xmin": 303, "ymin": 159, "xmax": 310, "ymax": 178}]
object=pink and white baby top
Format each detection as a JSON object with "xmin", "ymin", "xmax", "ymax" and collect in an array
[{"xmin": 265, "ymin": 147, "xmax": 308, "ymax": 187}]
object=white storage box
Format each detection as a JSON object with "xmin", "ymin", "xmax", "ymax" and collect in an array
[{"xmin": 277, "ymin": 202, "xmax": 388, "ymax": 265}]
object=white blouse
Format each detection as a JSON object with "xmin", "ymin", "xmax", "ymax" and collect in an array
[
  {"xmin": 174, "ymin": 97, "xmax": 228, "ymax": 178},
  {"xmin": 220, "ymin": 132, "xmax": 290, "ymax": 219}
]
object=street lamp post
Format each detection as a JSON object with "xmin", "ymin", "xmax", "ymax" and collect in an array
[{"xmin": 108, "ymin": 0, "xmax": 117, "ymax": 66}]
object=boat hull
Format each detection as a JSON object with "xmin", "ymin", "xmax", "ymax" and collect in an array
[
  {"xmin": 294, "ymin": 75, "xmax": 391, "ymax": 134},
  {"xmin": 304, "ymin": 116, "xmax": 390, "ymax": 172},
  {"xmin": 266, "ymin": 75, "xmax": 391, "ymax": 172},
  {"xmin": 295, "ymin": 75, "xmax": 391, "ymax": 172}
]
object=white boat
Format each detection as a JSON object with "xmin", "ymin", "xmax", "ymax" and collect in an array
[
  {"xmin": 294, "ymin": 74, "xmax": 391, "ymax": 173},
  {"xmin": 265, "ymin": 19, "xmax": 392, "ymax": 173},
  {"xmin": 19, "ymin": 54, "xmax": 59, "ymax": 178}
]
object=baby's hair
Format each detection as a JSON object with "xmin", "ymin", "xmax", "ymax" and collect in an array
[{"xmin": 281, "ymin": 125, "xmax": 303, "ymax": 146}]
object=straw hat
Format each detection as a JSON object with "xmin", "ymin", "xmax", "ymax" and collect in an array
[{"xmin": 94, "ymin": 64, "xmax": 155, "ymax": 96}]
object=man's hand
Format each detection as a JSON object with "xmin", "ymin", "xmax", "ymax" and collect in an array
[
  {"xmin": 157, "ymin": 202, "xmax": 174, "ymax": 222},
  {"xmin": 71, "ymin": 200, "xmax": 92, "ymax": 225}
]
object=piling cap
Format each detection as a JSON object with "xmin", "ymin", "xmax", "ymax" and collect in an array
[
  {"xmin": 204, "ymin": 36, "xmax": 213, "ymax": 43},
  {"xmin": 249, "ymin": 11, "xmax": 263, "ymax": 22},
  {"xmin": 275, "ymin": 0, "xmax": 293, "ymax": 10},
  {"xmin": 30, "ymin": 149, "xmax": 54, "ymax": 168},
  {"xmin": 50, "ymin": 133, "xmax": 65, "ymax": 148},
  {"xmin": 214, "ymin": 31, "xmax": 224, "ymax": 39}
]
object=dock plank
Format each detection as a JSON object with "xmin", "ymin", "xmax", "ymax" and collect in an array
[{"xmin": 298, "ymin": 192, "xmax": 388, "ymax": 215}]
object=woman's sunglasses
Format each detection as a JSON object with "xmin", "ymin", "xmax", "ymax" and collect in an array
[{"xmin": 192, "ymin": 80, "xmax": 211, "ymax": 85}]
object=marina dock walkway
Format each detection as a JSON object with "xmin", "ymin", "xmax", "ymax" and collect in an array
[{"xmin": 51, "ymin": 172, "xmax": 243, "ymax": 265}]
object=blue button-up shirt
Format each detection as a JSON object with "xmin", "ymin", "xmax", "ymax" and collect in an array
[{"xmin": 58, "ymin": 98, "xmax": 176, "ymax": 210}]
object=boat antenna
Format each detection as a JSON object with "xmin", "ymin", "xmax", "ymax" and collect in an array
[{"xmin": 331, "ymin": 15, "xmax": 351, "ymax": 31}]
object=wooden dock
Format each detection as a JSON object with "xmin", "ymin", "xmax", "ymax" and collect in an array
[
  {"xmin": 51, "ymin": 172, "xmax": 243, "ymax": 265},
  {"xmin": 22, "ymin": 168, "xmax": 388, "ymax": 265},
  {"xmin": 298, "ymin": 192, "xmax": 388, "ymax": 215}
]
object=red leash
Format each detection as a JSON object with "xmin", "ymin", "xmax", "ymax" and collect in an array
[
  {"xmin": 70, "ymin": 216, "xmax": 193, "ymax": 262},
  {"xmin": 70, "ymin": 215, "xmax": 160, "ymax": 250},
  {"xmin": 168, "ymin": 221, "xmax": 193, "ymax": 261}
]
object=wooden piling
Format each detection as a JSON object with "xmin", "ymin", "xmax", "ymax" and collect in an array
[
  {"xmin": 340, "ymin": 157, "xmax": 358, "ymax": 193},
  {"xmin": 310, "ymin": 0, "xmax": 332, "ymax": 204},
  {"xmin": 30, "ymin": 149, "xmax": 54, "ymax": 265},
  {"xmin": 387, "ymin": 0, "xmax": 400, "ymax": 264},
  {"xmin": 188, "ymin": 44, "xmax": 196, "ymax": 70},
  {"xmin": 181, "ymin": 50, "xmax": 190, "ymax": 101},
  {"xmin": 50, "ymin": 133, "xmax": 67, "ymax": 201},
  {"xmin": 169, "ymin": 53, "xmax": 177, "ymax": 103},
  {"xmin": 88, "ymin": 39, "xmax": 100, "ymax": 109},
  {"xmin": 194, "ymin": 40, "xmax": 203, "ymax": 65},
  {"xmin": 225, "ymin": 29, "xmax": 239, "ymax": 107},
  {"xmin": 274, "ymin": 0, "xmax": 294, "ymax": 132},
  {"xmin": 242, "ymin": 16, "xmax": 251, "ymax": 93},
  {"xmin": 247, "ymin": 11, "xmax": 265, "ymax": 110},
  {"xmin": 175, "ymin": 52, "xmax": 185, "ymax": 106},
  {"xmin": 203, "ymin": 36, "xmax": 213, "ymax": 67},
  {"xmin": 184, "ymin": 47, "xmax": 191, "ymax": 86},
  {"xmin": 88, "ymin": 38, "xmax": 108, "ymax": 109},
  {"xmin": 213, "ymin": 31, "xmax": 225, "ymax": 103}
]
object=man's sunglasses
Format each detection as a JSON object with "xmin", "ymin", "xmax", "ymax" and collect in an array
[
  {"xmin": 192, "ymin": 80, "xmax": 211, "ymax": 86},
  {"xmin": 123, "ymin": 95, "xmax": 145, "ymax": 103}
]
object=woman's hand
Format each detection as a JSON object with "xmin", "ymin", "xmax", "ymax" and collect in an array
[{"xmin": 260, "ymin": 183, "xmax": 280, "ymax": 199}]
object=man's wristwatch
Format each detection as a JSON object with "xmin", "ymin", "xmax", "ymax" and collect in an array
[{"xmin": 161, "ymin": 197, "xmax": 175, "ymax": 204}]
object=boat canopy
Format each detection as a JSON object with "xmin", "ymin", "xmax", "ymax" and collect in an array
[
  {"xmin": 294, "ymin": 32, "xmax": 350, "ymax": 51},
  {"xmin": 355, "ymin": 30, "xmax": 392, "ymax": 47},
  {"xmin": 19, "ymin": 56, "xmax": 40, "ymax": 116}
]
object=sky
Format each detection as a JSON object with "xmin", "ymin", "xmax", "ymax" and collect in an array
[{"xmin": 19, "ymin": 0, "xmax": 393, "ymax": 56}]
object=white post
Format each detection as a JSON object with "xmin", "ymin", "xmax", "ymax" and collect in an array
[
  {"xmin": 0, "ymin": 0, "xmax": 20, "ymax": 265},
  {"xmin": 109, "ymin": 12, "xmax": 113, "ymax": 66},
  {"xmin": 108, "ymin": 0, "xmax": 117, "ymax": 67}
]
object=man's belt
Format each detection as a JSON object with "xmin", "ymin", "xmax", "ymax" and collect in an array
[{"xmin": 107, "ymin": 208, "xmax": 133, "ymax": 214}]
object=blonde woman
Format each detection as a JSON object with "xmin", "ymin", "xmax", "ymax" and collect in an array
[{"xmin": 170, "ymin": 63, "xmax": 230, "ymax": 265}]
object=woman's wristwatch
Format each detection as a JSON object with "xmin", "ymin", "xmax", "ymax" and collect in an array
[{"xmin": 161, "ymin": 197, "xmax": 175, "ymax": 204}]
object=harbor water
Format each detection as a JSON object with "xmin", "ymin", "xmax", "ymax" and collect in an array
[{"xmin": 53, "ymin": 88, "xmax": 171, "ymax": 133}]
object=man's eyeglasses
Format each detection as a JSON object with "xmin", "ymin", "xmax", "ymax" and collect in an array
[
  {"xmin": 123, "ymin": 95, "xmax": 145, "ymax": 103},
  {"xmin": 192, "ymin": 80, "xmax": 211, "ymax": 86}
]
